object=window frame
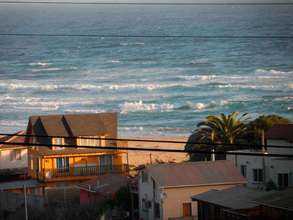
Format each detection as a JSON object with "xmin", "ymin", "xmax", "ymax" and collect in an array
[{"xmin": 253, "ymin": 168, "xmax": 264, "ymax": 182}]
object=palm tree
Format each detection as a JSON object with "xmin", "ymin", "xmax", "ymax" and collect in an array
[{"xmin": 197, "ymin": 112, "xmax": 248, "ymax": 144}]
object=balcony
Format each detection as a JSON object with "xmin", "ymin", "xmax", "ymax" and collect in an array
[{"xmin": 39, "ymin": 165, "xmax": 128, "ymax": 182}]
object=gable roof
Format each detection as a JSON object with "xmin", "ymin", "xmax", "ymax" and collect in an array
[
  {"xmin": 145, "ymin": 160, "xmax": 245, "ymax": 188},
  {"xmin": 266, "ymin": 124, "xmax": 293, "ymax": 143},
  {"xmin": 27, "ymin": 112, "xmax": 117, "ymax": 138}
]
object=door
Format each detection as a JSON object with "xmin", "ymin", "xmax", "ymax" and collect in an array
[
  {"xmin": 100, "ymin": 155, "xmax": 113, "ymax": 173},
  {"xmin": 183, "ymin": 202, "xmax": 192, "ymax": 217}
]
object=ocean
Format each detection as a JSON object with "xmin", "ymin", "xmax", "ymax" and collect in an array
[{"xmin": 0, "ymin": 4, "xmax": 292, "ymax": 136}]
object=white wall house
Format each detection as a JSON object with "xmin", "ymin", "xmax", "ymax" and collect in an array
[
  {"xmin": 227, "ymin": 124, "xmax": 293, "ymax": 189},
  {"xmin": 0, "ymin": 131, "xmax": 28, "ymax": 175},
  {"xmin": 138, "ymin": 160, "xmax": 245, "ymax": 220}
]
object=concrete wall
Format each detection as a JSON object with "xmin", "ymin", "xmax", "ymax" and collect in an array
[
  {"xmin": 227, "ymin": 140, "xmax": 293, "ymax": 188},
  {"xmin": 161, "ymin": 184, "xmax": 240, "ymax": 220}
]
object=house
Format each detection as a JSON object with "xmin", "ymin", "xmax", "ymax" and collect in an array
[
  {"xmin": 191, "ymin": 186, "xmax": 293, "ymax": 220},
  {"xmin": 0, "ymin": 131, "xmax": 28, "ymax": 178},
  {"xmin": 227, "ymin": 124, "xmax": 293, "ymax": 189},
  {"xmin": 138, "ymin": 160, "xmax": 245, "ymax": 220},
  {"xmin": 77, "ymin": 174, "xmax": 129, "ymax": 204},
  {"xmin": 25, "ymin": 113, "xmax": 127, "ymax": 182}
]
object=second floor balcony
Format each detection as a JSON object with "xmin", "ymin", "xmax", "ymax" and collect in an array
[{"xmin": 38, "ymin": 164, "xmax": 128, "ymax": 182}]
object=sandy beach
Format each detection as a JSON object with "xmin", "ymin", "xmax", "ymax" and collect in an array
[{"xmin": 120, "ymin": 136, "xmax": 189, "ymax": 167}]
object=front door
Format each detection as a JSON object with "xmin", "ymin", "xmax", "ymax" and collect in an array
[{"xmin": 183, "ymin": 202, "xmax": 192, "ymax": 217}]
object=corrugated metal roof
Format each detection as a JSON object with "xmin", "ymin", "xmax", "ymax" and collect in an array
[
  {"xmin": 77, "ymin": 174, "xmax": 129, "ymax": 195},
  {"xmin": 254, "ymin": 188, "xmax": 293, "ymax": 211},
  {"xmin": 146, "ymin": 160, "xmax": 245, "ymax": 188},
  {"xmin": 192, "ymin": 186, "xmax": 274, "ymax": 210}
]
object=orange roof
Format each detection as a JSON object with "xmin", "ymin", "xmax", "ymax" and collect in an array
[{"xmin": 266, "ymin": 124, "xmax": 293, "ymax": 143}]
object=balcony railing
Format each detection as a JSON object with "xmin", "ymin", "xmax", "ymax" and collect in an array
[{"xmin": 42, "ymin": 164, "xmax": 128, "ymax": 179}]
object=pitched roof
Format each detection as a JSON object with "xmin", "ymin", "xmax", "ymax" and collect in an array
[
  {"xmin": 77, "ymin": 174, "xmax": 129, "ymax": 195},
  {"xmin": 27, "ymin": 112, "xmax": 117, "ymax": 138},
  {"xmin": 145, "ymin": 160, "xmax": 245, "ymax": 188},
  {"xmin": 266, "ymin": 124, "xmax": 293, "ymax": 143},
  {"xmin": 0, "ymin": 131, "xmax": 26, "ymax": 150},
  {"xmin": 191, "ymin": 186, "xmax": 274, "ymax": 210}
]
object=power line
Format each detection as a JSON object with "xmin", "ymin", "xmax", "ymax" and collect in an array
[
  {"xmin": 0, "ymin": 132, "xmax": 292, "ymax": 149},
  {"xmin": 1, "ymin": 33, "xmax": 293, "ymax": 39},
  {"xmin": 0, "ymin": 2, "xmax": 292, "ymax": 6},
  {"xmin": 0, "ymin": 140, "xmax": 292, "ymax": 158}
]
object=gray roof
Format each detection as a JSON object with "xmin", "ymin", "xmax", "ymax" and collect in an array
[
  {"xmin": 77, "ymin": 174, "xmax": 129, "ymax": 194},
  {"xmin": 146, "ymin": 160, "xmax": 245, "ymax": 188},
  {"xmin": 26, "ymin": 112, "xmax": 117, "ymax": 138},
  {"xmin": 192, "ymin": 186, "xmax": 275, "ymax": 210},
  {"xmin": 254, "ymin": 188, "xmax": 293, "ymax": 211},
  {"xmin": 0, "ymin": 180, "xmax": 42, "ymax": 190}
]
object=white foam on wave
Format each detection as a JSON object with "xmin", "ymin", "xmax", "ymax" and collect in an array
[
  {"xmin": 189, "ymin": 58, "xmax": 210, "ymax": 65},
  {"xmin": 120, "ymin": 101, "xmax": 174, "ymax": 114},
  {"xmin": 255, "ymin": 69, "xmax": 293, "ymax": 75},
  {"xmin": 31, "ymin": 67, "xmax": 62, "ymax": 72},
  {"xmin": 108, "ymin": 60, "xmax": 121, "ymax": 63},
  {"xmin": 120, "ymin": 42, "xmax": 144, "ymax": 46},
  {"xmin": 29, "ymin": 62, "xmax": 51, "ymax": 67},
  {"xmin": 178, "ymin": 75, "xmax": 217, "ymax": 81}
]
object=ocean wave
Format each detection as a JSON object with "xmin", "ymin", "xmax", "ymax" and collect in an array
[
  {"xmin": 108, "ymin": 60, "xmax": 121, "ymax": 63},
  {"xmin": 177, "ymin": 75, "xmax": 217, "ymax": 81},
  {"xmin": 187, "ymin": 58, "xmax": 213, "ymax": 66},
  {"xmin": 120, "ymin": 101, "xmax": 174, "ymax": 113},
  {"xmin": 120, "ymin": 100, "xmax": 230, "ymax": 114},
  {"xmin": 120, "ymin": 42, "xmax": 144, "ymax": 46},
  {"xmin": 31, "ymin": 67, "xmax": 62, "ymax": 72},
  {"xmin": 255, "ymin": 69, "xmax": 293, "ymax": 75},
  {"xmin": 29, "ymin": 62, "xmax": 51, "ymax": 67}
]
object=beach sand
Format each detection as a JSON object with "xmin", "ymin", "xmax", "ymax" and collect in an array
[{"xmin": 120, "ymin": 136, "xmax": 189, "ymax": 167}]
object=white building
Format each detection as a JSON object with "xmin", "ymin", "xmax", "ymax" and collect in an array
[
  {"xmin": 0, "ymin": 131, "xmax": 28, "ymax": 176},
  {"xmin": 227, "ymin": 124, "xmax": 293, "ymax": 189},
  {"xmin": 138, "ymin": 160, "xmax": 245, "ymax": 220}
]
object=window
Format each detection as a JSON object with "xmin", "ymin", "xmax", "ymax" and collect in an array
[
  {"xmin": 52, "ymin": 138, "xmax": 64, "ymax": 150},
  {"xmin": 79, "ymin": 136, "xmax": 100, "ymax": 147},
  {"xmin": 10, "ymin": 149, "xmax": 22, "ymax": 160},
  {"xmin": 253, "ymin": 169, "xmax": 264, "ymax": 182},
  {"xmin": 240, "ymin": 165, "xmax": 247, "ymax": 177},
  {"xmin": 141, "ymin": 171, "xmax": 148, "ymax": 183},
  {"xmin": 278, "ymin": 173, "xmax": 289, "ymax": 188},
  {"xmin": 56, "ymin": 157, "xmax": 69, "ymax": 172},
  {"xmin": 154, "ymin": 202, "xmax": 160, "ymax": 218},
  {"xmin": 183, "ymin": 203, "xmax": 192, "ymax": 217}
]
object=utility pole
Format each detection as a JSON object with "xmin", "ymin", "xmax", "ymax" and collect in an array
[{"xmin": 24, "ymin": 184, "xmax": 28, "ymax": 220}]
